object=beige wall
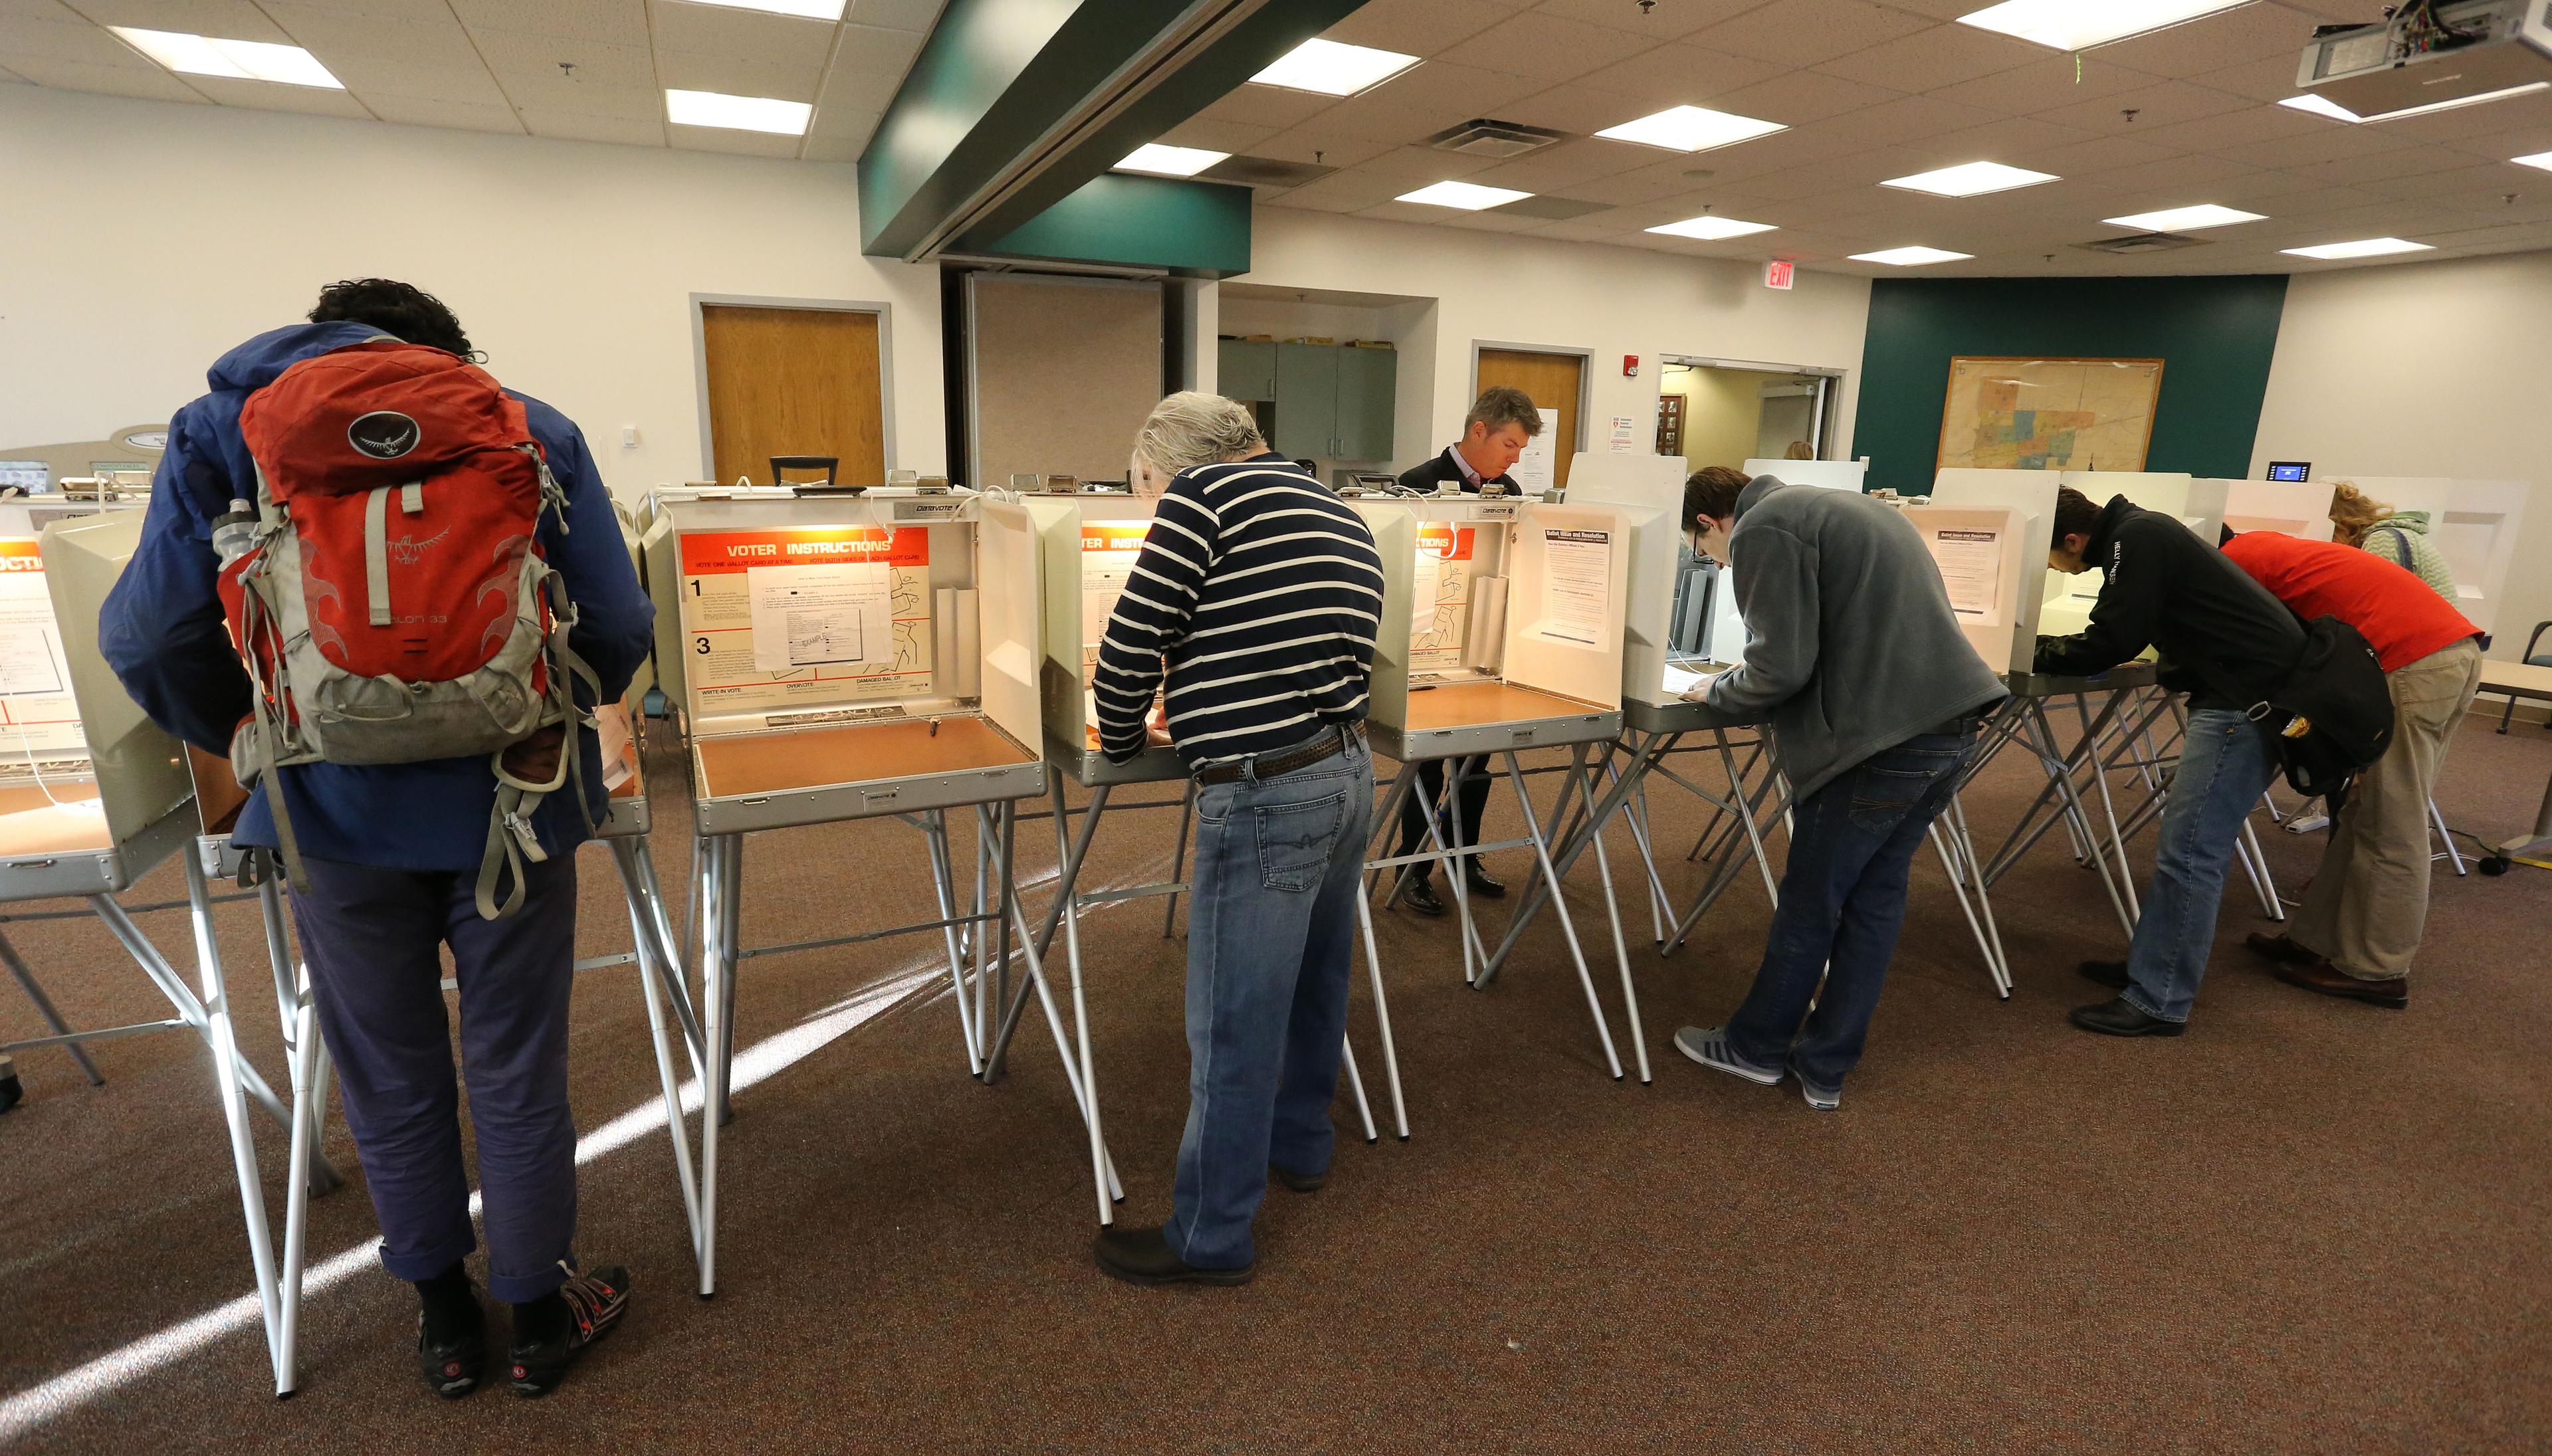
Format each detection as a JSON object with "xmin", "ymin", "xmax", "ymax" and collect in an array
[
  {"xmin": 2251, "ymin": 250, "xmax": 2552, "ymax": 661},
  {"xmin": 1241, "ymin": 208, "xmax": 1871, "ymax": 480},
  {"xmin": 0, "ymin": 85, "xmax": 944, "ymax": 496}
]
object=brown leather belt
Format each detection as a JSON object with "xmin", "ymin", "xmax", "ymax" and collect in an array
[{"xmin": 1195, "ymin": 721, "xmax": 1366, "ymax": 786}]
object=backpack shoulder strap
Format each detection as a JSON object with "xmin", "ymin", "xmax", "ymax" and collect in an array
[{"xmin": 2371, "ymin": 525, "xmax": 2413, "ymax": 570}]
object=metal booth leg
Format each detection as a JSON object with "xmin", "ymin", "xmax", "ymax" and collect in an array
[
  {"xmin": 1501, "ymin": 748, "xmax": 1623, "ymax": 1081},
  {"xmin": 0, "ymin": 928, "xmax": 105, "ymax": 1085}
]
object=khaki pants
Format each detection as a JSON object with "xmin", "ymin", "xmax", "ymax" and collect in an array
[{"xmin": 2291, "ymin": 637, "xmax": 2484, "ymax": 981}]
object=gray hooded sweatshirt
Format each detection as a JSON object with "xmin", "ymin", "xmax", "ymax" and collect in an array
[{"xmin": 1702, "ymin": 475, "xmax": 2008, "ymax": 801}]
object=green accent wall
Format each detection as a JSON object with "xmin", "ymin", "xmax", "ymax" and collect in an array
[
  {"xmin": 1849, "ymin": 274, "xmax": 2289, "ymax": 497},
  {"xmin": 959, "ymin": 174, "xmax": 1251, "ymax": 277}
]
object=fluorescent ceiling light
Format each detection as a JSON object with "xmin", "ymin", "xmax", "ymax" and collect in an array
[
  {"xmin": 1116, "ymin": 144, "xmax": 1229, "ymax": 177},
  {"xmin": 1396, "ymin": 181, "xmax": 1533, "ymax": 210},
  {"xmin": 1851, "ymin": 246, "xmax": 1973, "ymax": 266},
  {"xmin": 1595, "ymin": 105, "xmax": 1786, "ymax": 154},
  {"xmin": 1956, "ymin": 0, "xmax": 2251, "ymax": 51},
  {"xmin": 2103, "ymin": 203, "xmax": 2265, "ymax": 231},
  {"xmin": 2515, "ymin": 150, "xmax": 2552, "ymax": 172},
  {"xmin": 1250, "ymin": 38, "xmax": 1418, "ymax": 96},
  {"xmin": 665, "ymin": 88, "xmax": 812, "ymax": 135},
  {"xmin": 1646, "ymin": 215, "xmax": 1778, "ymax": 241},
  {"xmin": 2283, "ymin": 237, "xmax": 2433, "ymax": 260},
  {"xmin": 667, "ymin": 0, "xmax": 846, "ymax": 17},
  {"xmin": 1881, "ymin": 161, "xmax": 2058, "ymax": 197},
  {"xmin": 110, "ymin": 27, "xmax": 342, "ymax": 88},
  {"xmin": 2281, "ymin": 81, "xmax": 2550, "ymax": 124}
]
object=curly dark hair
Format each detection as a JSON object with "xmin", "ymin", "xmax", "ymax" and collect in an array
[{"xmin": 308, "ymin": 278, "xmax": 477, "ymax": 358}]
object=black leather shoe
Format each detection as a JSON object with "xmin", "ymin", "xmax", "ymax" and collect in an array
[
  {"xmin": 1093, "ymin": 1227, "xmax": 1253, "ymax": 1287},
  {"xmin": 2069, "ymin": 997, "xmax": 2186, "ymax": 1037},
  {"xmin": 1464, "ymin": 865, "xmax": 1506, "ymax": 899},
  {"xmin": 0, "ymin": 1072, "xmax": 20, "ymax": 1114},
  {"xmin": 1270, "ymin": 1162, "xmax": 1326, "ymax": 1194},
  {"xmin": 2076, "ymin": 958, "xmax": 2129, "ymax": 989},
  {"xmin": 1398, "ymin": 877, "xmax": 1447, "ymax": 918}
]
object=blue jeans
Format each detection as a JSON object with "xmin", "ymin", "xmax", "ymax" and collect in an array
[
  {"xmin": 1727, "ymin": 720, "xmax": 1982, "ymax": 1090},
  {"xmin": 1167, "ymin": 725, "xmax": 1374, "ymax": 1270},
  {"xmin": 2121, "ymin": 708, "xmax": 2280, "ymax": 1023},
  {"xmin": 292, "ymin": 855, "xmax": 580, "ymax": 1304}
]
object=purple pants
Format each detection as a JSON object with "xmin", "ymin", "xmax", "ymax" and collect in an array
[{"xmin": 292, "ymin": 855, "xmax": 580, "ymax": 1303}]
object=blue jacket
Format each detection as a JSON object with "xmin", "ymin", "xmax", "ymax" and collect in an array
[{"xmin": 100, "ymin": 323, "xmax": 656, "ymax": 871}]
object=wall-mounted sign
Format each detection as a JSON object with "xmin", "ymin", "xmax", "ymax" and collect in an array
[{"xmin": 1764, "ymin": 260, "xmax": 1795, "ymax": 290}]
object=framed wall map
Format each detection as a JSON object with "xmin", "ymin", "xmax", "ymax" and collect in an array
[{"xmin": 1937, "ymin": 356, "xmax": 2163, "ymax": 472}]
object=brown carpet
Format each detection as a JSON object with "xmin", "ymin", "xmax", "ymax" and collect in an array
[{"xmin": 2, "ymin": 714, "xmax": 2546, "ymax": 1453}]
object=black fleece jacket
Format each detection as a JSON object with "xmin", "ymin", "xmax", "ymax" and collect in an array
[{"xmin": 2034, "ymin": 494, "xmax": 2305, "ymax": 712}]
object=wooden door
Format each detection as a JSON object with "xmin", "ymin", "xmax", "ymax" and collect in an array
[
  {"xmin": 700, "ymin": 304, "xmax": 885, "ymax": 488},
  {"xmin": 1475, "ymin": 347, "xmax": 1584, "ymax": 488}
]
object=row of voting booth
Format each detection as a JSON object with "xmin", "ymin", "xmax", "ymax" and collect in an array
[{"xmin": 2, "ymin": 457, "xmax": 2529, "ymax": 1399}]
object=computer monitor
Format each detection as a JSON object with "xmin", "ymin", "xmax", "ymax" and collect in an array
[
  {"xmin": 2266, "ymin": 461, "xmax": 2311, "ymax": 482},
  {"xmin": 0, "ymin": 461, "xmax": 49, "ymax": 493}
]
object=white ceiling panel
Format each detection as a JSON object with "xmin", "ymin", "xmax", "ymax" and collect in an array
[
  {"xmin": 516, "ymin": 104, "xmax": 661, "ymax": 145},
  {"xmin": 364, "ymin": 93, "xmax": 522, "ymax": 132},
  {"xmin": 649, "ymin": 0, "xmax": 829, "ymax": 63},
  {"xmin": 471, "ymin": 31, "xmax": 657, "ymax": 85},
  {"xmin": 1295, "ymin": 60, "xmax": 1545, "ymax": 142},
  {"xmin": 323, "ymin": 56, "xmax": 509, "ymax": 105},
  {"xmin": 843, "ymin": 0, "xmax": 945, "ymax": 32},
  {"xmin": 1325, "ymin": 0, "xmax": 1534, "ymax": 60},
  {"xmin": 263, "ymin": 5, "xmax": 481, "ymax": 65},
  {"xmin": 184, "ymin": 72, "xmax": 368, "ymax": 113},
  {"xmin": 1706, "ymin": 68, "xmax": 1901, "ymax": 126},
  {"xmin": 450, "ymin": 0, "xmax": 647, "ymax": 48},
  {"xmin": 58, "ymin": 0, "xmax": 289, "ymax": 39},
  {"xmin": 1464, "ymin": 136, "xmax": 1656, "ymax": 190},
  {"xmin": 656, "ymin": 48, "xmax": 823, "ymax": 101},
  {"xmin": 1808, "ymin": 91, "xmax": 2005, "ymax": 147},
  {"xmin": 2094, "ymin": 2, "xmax": 2327, "ymax": 75},
  {"xmin": 1528, "ymin": 0, "xmax": 1765, "ymax": 41},
  {"xmin": 1930, "ymin": 54, "xmax": 2162, "ymax": 113},
  {"xmin": 1434, "ymin": 10, "xmax": 1653, "ymax": 82},
  {"xmin": 801, "ymin": 131, "xmax": 862, "ymax": 161},
  {"xmin": 2032, "ymin": 78, "xmax": 2256, "ymax": 134},
  {"xmin": 1194, "ymin": 80, "xmax": 1337, "ymax": 131},
  {"xmin": 1, "ymin": 13, "xmax": 144, "ymax": 61},
  {"xmin": 1567, "ymin": 42, "xmax": 1786, "ymax": 110},
  {"xmin": 669, "ymin": 120, "xmax": 799, "ymax": 157},
  {"xmin": 3, "ymin": 51, "xmax": 200, "ymax": 98},
  {"xmin": 495, "ymin": 74, "xmax": 665, "ymax": 122},
  {"xmin": 1812, "ymin": 19, "xmax": 2039, "ymax": 90},
  {"xmin": 825, "ymin": 21, "xmax": 921, "ymax": 84},
  {"xmin": 0, "ymin": 0, "xmax": 81, "ymax": 20},
  {"xmin": 1688, "ymin": 0, "xmax": 1932, "ymax": 70}
]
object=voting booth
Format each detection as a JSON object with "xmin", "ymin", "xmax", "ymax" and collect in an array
[
  {"xmin": 2331, "ymin": 476, "xmax": 2529, "ymax": 635},
  {"xmin": 2221, "ymin": 478, "xmax": 2337, "ymax": 540},
  {"xmin": 1346, "ymin": 488, "xmax": 1641, "ymax": 1110},
  {"xmin": 1900, "ymin": 502, "xmax": 2044, "ymax": 676},
  {"xmin": 1702, "ymin": 467, "xmax": 1865, "ymax": 665},
  {"xmin": 1742, "ymin": 458, "xmax": 1867, "ymax": 493},
  {"xmin": 657, "ymin": 486, "xmax": 1118, "ymax": 1292}
]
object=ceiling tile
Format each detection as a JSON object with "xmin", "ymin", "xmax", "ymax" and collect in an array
[
  {"xmin": 327, "ymin": 58, "xmax": 508, "ymax": 105},
  {"xmin": 0, "ymin": 14, "xmax": 141, "ymax": 62},
  {"xmin": 495, "ymin": 73, "xmax": 663, "ymax": 120},
  {"xmin": 1689, "ymin": 0, "xmax": 1931, "ymax": 70},
  {"xmin": 184, "ymin": 72, "xmax": 370, "ymax": 113},
  {"xmin": 451, "ymin": 0, "xmax": 647, "ymax": 47},
  {"xmin": 1297, "ymin": 60, "xmax": 1544, "ymax": 143},
  {"xmin": 1463, "ymin": 136, "xmax": 1654, "ymax": 189},
  {"xmin": 2032, "ymin": 79, "xmax": 2256, "ymax": 134},
  {"xmin": 1249, "ymin": 126, "xmax": 1398, "ymax": 170},
  {"xmin": 1567, "ymin": 43, "xmax": 1786, "ymax": 110},
  {"xmin": 516, "ymin": 104, "xmax": 660, "ymax": 144},
  {"xmin": 671, "ymin": 120, "xmax": 799, "ymax": 156},
  {"xmin": 1929, "ymin": 53, "xmax": 2161, "ymax": 114},
  {"xmin": 2026, "ymin": 134, "xmax": 2186, "ymax": 175},
  {"xmin": 364, "ymin": 92, "xmax": 522, "ymax": 132},
  {"xmin": 2095, "ymin": 1, "xmax": 2322, "ymax": 74},
  {"xmin": 807, "ymin": 98, "xmax": 876, "ymax": 141},
  {"xmin": 2206, "ymin": 124, "xmax": 2424, "ymax": 171},
  {"xmin": 3, "ymin": 52, "xmax": 203, "ymax": 99},
  {"xmin": 2288, "ymin": 144, "xmax": 2496, "ymax": 187},
  {"xmin": 1154, "ymin": 116, "xmax": 1274, "ymax": 154},
  {"xmin": 2075, "ymin": 151, "xmax": 2262, "ymax": 193},
  {"xmin": 1529, "ymin": 0, "xmax": 1763, "ymax": 39},
  {"xmin": 263, "ymin": 5, "xmax": 482, "ymax": 66},
  {"xmin": 2374, "ymin": 90, "xmax": 2552, "ymax": 146},
  {"xmin": 2188, "ymin": 52, "xmax": 2315, "ymax": 104},
  {"xmin": 58, "ymin": 0, "xmax": 289, "ymax": 39},
  {"xmin": 469, "ymin": 30, "xmax": 656, "ymax": 86},
  {"xmin": 1815, "ymin": 23, "xmax": 2039, "ymax": 93},
  {"xmin": 2351, "ymin": 163, "xmax": 2525, "ymax": 201},
  {"xmin": 655, "ymin": 48, "xmax": 823, "ymax": 102},
  {"xmin": 1342, "ymin": 142, "xmax": 1507, "ymax": 185},
  {"xmin": 0, "ymin": 0, "xmax": 80, "ymax": 19},
  {"xmin": 844, "ymin": 0, "xmax": 944, "ymax": 31},
  {"xmin": 2131, "ymin": 100, "xmax": 2324, "ymax": 152},
  {"xmin": 1808, "ymin": 92, "xmax": 2004, "ymax": 146},
  {"xmin": 1705, "ymin": 68, "xmax": 1899, "ymax": 126},
  {"xmin": 1263, "ymin": 167, "xmax": 1416, "ymax": 211},
  {"xmin": 1434, "ymin": 10, "xmax": 1653, "ymax": 82},
  {"xmin": 801, "ymin": 131, "xmax": 862, "ymax": 161},
  {"xmin": 1194, "ymin": 81, "xmax": 1336, "ymax": 131},
  {"xmin": 827, "ymin": 21, "xmax": 921, "ymax": 84},
  {"xmin": 1324, "ymin": 0, "xmax": 1539, "ymax": 60},
  {"xmin": 649, "ymin": 0, "xmax": 831, "ymax": 61},
  {"xmin": 1518, "ymin": 216, "xmax": 1633, "ymax": 242},
  {"xmin": 1892, "ymin": 116, "xmax": 2103, "ymax": 170}
]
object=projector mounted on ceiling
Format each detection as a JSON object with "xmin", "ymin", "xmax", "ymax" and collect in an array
[
  {"xmin": 2297, "ymin": 0, "xmax": 2552, "ymax": 120},
  {"xmin": 1426, "ymin": 119, "xmax": 1564, "ymax": 159}
]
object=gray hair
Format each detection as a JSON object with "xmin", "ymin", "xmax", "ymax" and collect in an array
[{"xmin": 1132, "ymin": 391, "xmax": 1264, "ymax": 475}]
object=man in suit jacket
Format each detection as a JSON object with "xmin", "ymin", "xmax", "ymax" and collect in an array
[{"xmin": 1386, "ymin": 386, "xmax": 1544, "ymax": 916}]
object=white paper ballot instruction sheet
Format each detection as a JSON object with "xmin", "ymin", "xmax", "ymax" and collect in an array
[
  {"xmin": 746, "ymin": 561, "xmax": 892, "ymax": 672},
  {"xmin": 1537, "ymin": 528, "xmax": 1612, "ymax": 647},
  {"xmin": 1929, "ymin": 529, "xmax": 2003, "ymax": 619},
  {"xmin": 0, "ymin": 540, "xmax": 86, "ymax": 757}
]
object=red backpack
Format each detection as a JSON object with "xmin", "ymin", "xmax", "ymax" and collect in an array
[{"xmin": 224, "ymin": 339, "xmax": 594, "ymax": 916}]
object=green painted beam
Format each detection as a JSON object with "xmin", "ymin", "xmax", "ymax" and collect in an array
[
  {"xmin": 960, "ymin": 173, "xmax": 1251, "ymax": 277},
  {"xmin": 860, "ymin": 0, "xmax": 1367, "ymax": 264}
]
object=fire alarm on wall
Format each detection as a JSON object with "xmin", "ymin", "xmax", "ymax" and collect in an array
[{"xmin": 1622, "ymin": 354, "xmax": 1640, "ymax": 377}]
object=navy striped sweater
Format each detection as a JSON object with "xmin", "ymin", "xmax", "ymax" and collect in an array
[{"xmin": 1095, "ymin": 454, "xmax": 1384, "ymax": 768}]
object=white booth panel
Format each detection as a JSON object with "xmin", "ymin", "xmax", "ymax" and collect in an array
[
  {"xmin": 2221, "ymin": 478, "xmax": 2336, "ymax": 540},
  {"xmin": 974, "ymin": 496, "xmax": 1045, "ymax": 753},
  {"xmin": 2065, "ymin": 471, "xmax": 2219, "ymax": 543},
  {"xmin": 2334, "ymin": 476, "xmax": 2529, "ymax": 634},
  {"xmin": 1566, "ymin": 454, "xmax": 1685, "ymax": 707},
  {"xmin": 1743, "ymin": 458, "xmax": 1867, "ymax": 493},
  {"xmin": 1505, "ymin": 501, "xmax": 1630, "ymax": 711},
  {"xmin": 36, "ymin": 511, "xmax": 193, "ymax": 847},
  {"xmin": 1900, "ymin": 503, "xmax": 2040, "ymax": 675}
]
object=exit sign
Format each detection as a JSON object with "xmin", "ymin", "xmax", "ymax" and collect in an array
[{"xmin": 1764, "ymin": 259, "xmax": 1795, "ymax": 290}]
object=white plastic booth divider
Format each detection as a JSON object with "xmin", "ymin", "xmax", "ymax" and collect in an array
[
  {"xmin": 1348, "ymin": 492, "xmax": 1644, "ymax": 1122},
  {"xmin": 659, "ymin": 488, "xmax": 1122, "ymax": 1297},
  {"xmin": 2325, "ymin": 476, "xmax": 2529, "ymax": 636},
  {"xmin": 2220, "ymin": 479, "xmax": 2337, "ymax": 541},
  {"xmin": 1741, "ymin": 458, "xmax": 1867, "ymax": 493}
]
